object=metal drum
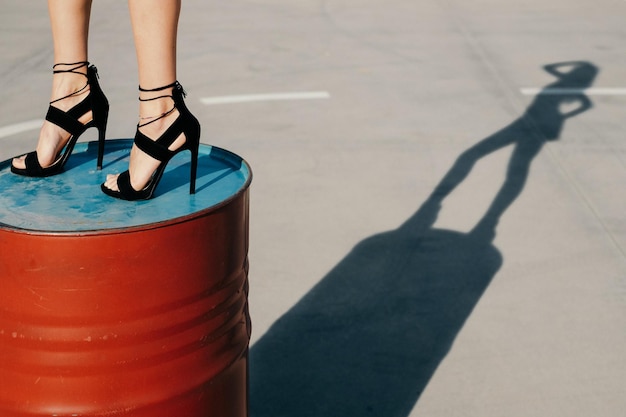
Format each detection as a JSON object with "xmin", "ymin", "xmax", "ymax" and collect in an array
[{"xmin": 0, "ymin": 140, "xmax": 252, "ymax": 417}]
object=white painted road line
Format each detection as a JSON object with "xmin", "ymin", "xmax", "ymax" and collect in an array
[
  {"xmin": 200, "ymin": 91, "xmax": 331, "ymax": 105},
  {"xmin": 521, "ymin": 87, "xmax": 626, "ymax": 96},
  {"xmin": 0, "ymin": 91, "xmax": 331, "ymax": 137},
  {"xmin": 0, "ymin": 119, "xmax": 41, "ymax": 139}
]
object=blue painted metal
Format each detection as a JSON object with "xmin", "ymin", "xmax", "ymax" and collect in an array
[{"xmin": 0, "ymin": 139, "xmax": 251, "ymax": 232}]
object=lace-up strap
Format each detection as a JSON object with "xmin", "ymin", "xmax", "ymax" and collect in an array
[
  {"xmin": 137, "ymin": 81, "xmax": 181, "ymax": 128},
  {"xmin": 138, "ymin": 81, "xmax": 179, "ymax": 94},
  {"xmin": 49, "ymin": 61, "xmax": 90, "ymax": 105}
]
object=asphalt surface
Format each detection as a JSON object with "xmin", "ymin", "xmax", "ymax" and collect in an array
[{"xmin": 1, "ymin": 1, "xmax": 625, "ymax": 416}]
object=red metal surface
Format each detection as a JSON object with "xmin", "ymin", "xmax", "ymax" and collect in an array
[{"xmin": 0, "ymin": 191, "xmax": 250, "ymax": 417}]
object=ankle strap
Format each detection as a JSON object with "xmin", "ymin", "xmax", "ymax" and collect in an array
[
  {"xmin": 52, "ymin": 61, "xmax": 89, "ymax": 75},
  {"xmin": 138, "ymin": 80, "xmax": 179, "ymax": 93},
  {"xmin": 50, "ymin": 61, "xmax": 90, "ymax": 105}
]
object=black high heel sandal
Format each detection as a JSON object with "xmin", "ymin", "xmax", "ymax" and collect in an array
[
  {"xmin": 100, "ymin": 81, "xmax": 201, "ymax": 201},
  {"xmin": 11, "ymin": 61, "xmax": 109, "ymax": 177}
]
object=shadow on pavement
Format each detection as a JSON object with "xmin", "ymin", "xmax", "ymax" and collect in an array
[{"xmin": 250, "ymin": 61, "xmax": 597, "ymax": 417}]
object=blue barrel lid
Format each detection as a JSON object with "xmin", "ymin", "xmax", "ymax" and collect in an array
[{"xmin": 0, "ymin": 140, "xmax": 251, "ymax": 233}]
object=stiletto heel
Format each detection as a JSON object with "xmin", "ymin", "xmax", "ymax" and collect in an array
[
  {"xmin": 101, "ymin": 81, "xmax": 201, "ymax": 201},
  {"xmin": 96, "ymin": 109, "xmax": 108, "ymax": 170},
  {"xmin": 11, "ymin": 61, "xmax": 109, "ymax": 177},
  {"xmin": 189, "ymin": 142, "xmax": 199, "ymax": 194}
]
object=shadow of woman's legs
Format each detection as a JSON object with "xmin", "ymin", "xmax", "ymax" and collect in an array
[{"xmin": 249, "ymin": 61, "xmax": 597, "ymax": 417}]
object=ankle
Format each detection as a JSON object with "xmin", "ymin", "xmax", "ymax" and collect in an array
[
  {"xmin": 138, "ymin": 108, "xmax": 178, "ymax": 140},
  {"xmin": 49, "ymin": 62, "xmax": 90, "ymax": 108},
  {"xmin": 50, "ymin": 78, "xmax": 90, "ymax": 108},
  {"xmin": 138, "ymin": 88, "xmax": 177, "ymax": 129}
]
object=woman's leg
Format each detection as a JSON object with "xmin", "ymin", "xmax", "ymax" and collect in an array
[
  {"xmin": 103, "ymin": 0, "xmax": 184, "ymax": 192},
  {"xmin": 12, "ymin": 0, "xmax": 93, "ymax": 169},
  {"xmin": 129, "ymin": 0, "xmax": 179, "ymax": 89}
]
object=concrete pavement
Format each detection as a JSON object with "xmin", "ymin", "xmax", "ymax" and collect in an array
[{"xmin": 1, "ymin": 1, "xmax": 625, "ymax": 415}]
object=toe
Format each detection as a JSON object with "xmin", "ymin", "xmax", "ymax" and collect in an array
[
  {"xmin": 103, "ymin": 174, "xmax": 120, "ymax": 192},
  {"xmin": 11, "ymin": 155, "xmax": 26, "ymax": 170}
]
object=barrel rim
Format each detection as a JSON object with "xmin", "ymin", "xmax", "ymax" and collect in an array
[{"xmin": 0, "ymin": 146, "xmax": 252, "ymax": 237}]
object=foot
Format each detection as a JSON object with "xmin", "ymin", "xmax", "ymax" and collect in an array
[
  {"xmin": 102, "ymin": 87, "xmax": 186, "ymax": 193},
  {"xmin": 12, "ymin": 65, "xmax": 92, "ymax": 170}
]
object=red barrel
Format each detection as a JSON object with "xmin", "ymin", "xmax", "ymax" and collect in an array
[{"xmin": 0, "ymin": 142, "xmax": 251, "ymax": 417}]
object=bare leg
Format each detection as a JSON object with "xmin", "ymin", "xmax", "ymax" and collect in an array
[
  {"xmin": 12, "ymin": 0, "xmax": 93, "ymax": 170},
  {"xmin": 103, "ymin": 0, "xmax": 185, "ymax": 192}
]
